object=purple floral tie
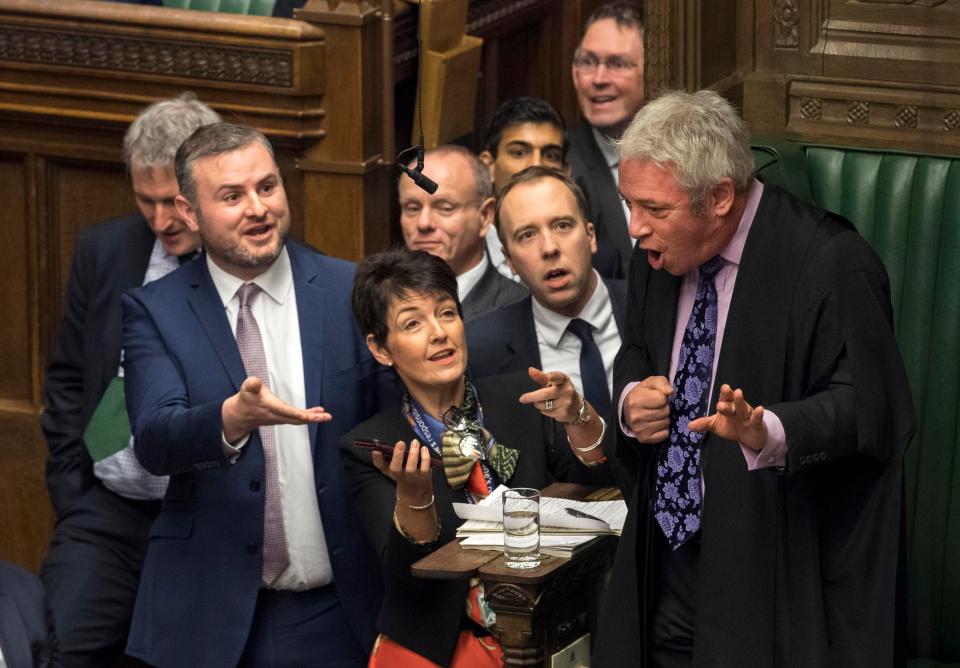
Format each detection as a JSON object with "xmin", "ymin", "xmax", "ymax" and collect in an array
[
  {"xmin": 654, "ymin": 256, "xmax": 724, "ymax": 550},
  {"xmin": 236, "ymin": 283, "xmax": 290, "ymax": 583}
]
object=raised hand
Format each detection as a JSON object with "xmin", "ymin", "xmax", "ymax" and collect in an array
[
  {"xmin": 221, "ymin": 376, "xmax": 332, "ymax": 443},
  {"xmin": 688, "ymin": 383, "xmax": 767, "ymax": 451},
  {"xmin": 519, "ymin": 367, "xmax": 582, "ymax": 424},
  {"xmin": 622, "ymin": 376, "xmax": 672, "ymax": 443}
]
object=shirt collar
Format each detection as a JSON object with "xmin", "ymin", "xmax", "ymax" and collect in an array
[
  {"xmin": 456, "ymin": 253, "xmax": 489, "ymax": 301},
  {"xmin": 591, "ymin": 126, "xmax": 620, "ymax": 169},
  {"xmin": 531, "ymin": 271, "xmax": 611, "ymax": 347},
  {"xmin": 206, "ymin": 245, "xmax": 293, "ymax": 308},
  {"xmin": 718, "ymin": 179, "xmax": 764, "ymax": 267}
]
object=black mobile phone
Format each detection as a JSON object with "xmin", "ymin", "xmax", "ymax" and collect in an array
[{"xmin": 353, "ymin": 438, "xmax": 444, "ymax": 469}]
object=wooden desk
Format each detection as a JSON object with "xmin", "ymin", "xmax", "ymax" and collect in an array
[{"xmin": 412, "ymin": 483, "xmax": 620, "ymax": 667}]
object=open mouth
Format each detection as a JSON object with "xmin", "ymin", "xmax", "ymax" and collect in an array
[
  {"xmin": 646, "ymin": 249, "xmax": 664, "ymax": 270},
  {"xmin": 244, "ymin": 223, "xmax": 273, "ymax": 239},
  {"xmin": 543, "ymin": 268, "xmax": 571, "ymax": 288},
  {"xmin": 591, "ymin": 95, "xmax": 616, "ymax": 105},
  {"xmin": 429, "ymin": 349, "xmax": 455, "ymax": 362}
]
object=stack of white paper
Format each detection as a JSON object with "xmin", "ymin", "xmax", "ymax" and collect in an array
[{"xmin": 453, "ymin": 485, "xmax": 628, "ymax": 558}]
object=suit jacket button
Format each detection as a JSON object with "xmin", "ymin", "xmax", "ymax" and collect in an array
[
  {"xmin": 246, "ymin": 542, "xmax": 258, "ymax": 555},
  {"xmin": 249, "ymin": 479, "xmax": 261, "ymax": 492}
]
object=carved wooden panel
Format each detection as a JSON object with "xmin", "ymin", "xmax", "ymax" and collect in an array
[
  {"xmin": 0, "ymin": 154, "xmax": 32, "ymax": 408},
  {"xmin": 46, "ymin": 159, "xmax": 133, "ymax": 303}
]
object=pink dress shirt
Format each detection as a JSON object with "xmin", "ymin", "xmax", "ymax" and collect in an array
[{"xmin": 618, "ymin": 179, "xmax": 788, "ymax": 472}]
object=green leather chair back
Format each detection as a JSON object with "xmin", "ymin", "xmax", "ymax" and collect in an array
[
  {"xmin": 162, "ymin": 0, "xmax": 276, "ymax": 15},
  {"xmin": 752, "ymin": 141, "xmax": 960, "ymax": 667}
]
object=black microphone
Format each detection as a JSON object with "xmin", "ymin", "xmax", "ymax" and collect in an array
[{"xmin": 398, "ymin": 163, "xmax": 438, "ymax": 194}]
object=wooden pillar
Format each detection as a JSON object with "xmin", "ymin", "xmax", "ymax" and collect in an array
[{"xmin": 295, "ymin": 0, "xmax": 391, "ymax": 261}]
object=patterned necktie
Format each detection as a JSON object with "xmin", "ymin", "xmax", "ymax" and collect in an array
[
  {"xmin": 566, "ymin": 318, "xmax": 612, "ymax": 417},
  {"xmin": 235, "ymin": 283, "xmax": 290, "ymax": 583},
  {"xmin": 655, "ymin": 255, "xmax": 724, "ymax": 550}
]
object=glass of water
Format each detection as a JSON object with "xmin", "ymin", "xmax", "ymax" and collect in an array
[{"xmin": 502, "ymin": 488, "xmax": 541, "ymax": 569}]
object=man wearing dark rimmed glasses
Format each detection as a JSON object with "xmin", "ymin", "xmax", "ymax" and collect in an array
[{"xmin": 569, "ymin": 1, "xmax": 645, "ymax": 276}]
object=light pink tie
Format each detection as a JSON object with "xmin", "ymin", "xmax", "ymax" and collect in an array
[{"xmin": 235, "ymin": 282, "xmax": 289, "ymax": 584}]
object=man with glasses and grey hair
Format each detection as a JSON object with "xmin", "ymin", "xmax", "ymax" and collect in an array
[
  {"xmin": 569, "ymin": 1, "xmax": 644, "ymax": 277},
  {"xmin": 595, "ymin": 89, "xmax": 913, "ymax": 667},
  {"xmin": 40, "ymin": 92, "xmax": 219, "ymax": 667}
]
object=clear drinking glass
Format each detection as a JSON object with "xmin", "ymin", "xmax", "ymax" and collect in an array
[{"xmin": 502, "ymin": 488, "xmax": 541, "ymax": 569}]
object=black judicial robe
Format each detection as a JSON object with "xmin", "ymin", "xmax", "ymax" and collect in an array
[{"xmin": 594, "ymin": 184, "xmax": 914, "ymax": 668}]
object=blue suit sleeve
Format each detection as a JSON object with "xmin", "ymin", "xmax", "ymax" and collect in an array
[{"xmin": 122, "ymin": 291, "xmax": 227, "ymax": 475}]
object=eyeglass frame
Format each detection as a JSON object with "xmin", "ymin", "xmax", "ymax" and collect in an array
[{"xmin": 572, "ymin": 49, "xmax": 640, "ymax": 76}]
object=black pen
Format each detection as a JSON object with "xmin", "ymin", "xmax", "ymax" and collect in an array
[{"xmin": 566, "ymin": 507, "xmax": 609, "ymax": 525}]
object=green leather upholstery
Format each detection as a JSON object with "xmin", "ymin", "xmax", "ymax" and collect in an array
[
  {"xmin": 162, "ymin": 0, "xmax": 276, "ymax": 13},
  {"xmin": 751, "ymin": 140, "xmax": 960, "ymax": 667}
]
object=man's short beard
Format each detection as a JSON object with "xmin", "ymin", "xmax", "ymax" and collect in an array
[{"xmin": 195, "ymin": 204, "xmax": 289, "ymax": 272}]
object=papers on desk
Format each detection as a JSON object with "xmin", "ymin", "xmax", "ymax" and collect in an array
[{"xmin": 453, "ymin": 485, "xmax": 628, "ymax": 558}]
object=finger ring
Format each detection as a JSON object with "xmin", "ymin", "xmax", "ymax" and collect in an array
[{"xmin": 544, "ymin": 400, "xmax": 554, "ymax": 411}]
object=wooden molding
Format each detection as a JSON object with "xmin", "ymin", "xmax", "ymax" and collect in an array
[
  {"xmin": 787, "ymin": 78, "xmax": 960, "ymax": 150},
  {"xmin": 0, "ymin": 24, "xmax": 296, "ymax": 88},
  {"xmin": 774, "ymin": 0, "xmax": 800, "ymax": 50}
]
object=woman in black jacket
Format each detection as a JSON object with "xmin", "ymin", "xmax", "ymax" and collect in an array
[{"xmin": 340, "ymin": 248, "xmax": 614, "ymax": 667}]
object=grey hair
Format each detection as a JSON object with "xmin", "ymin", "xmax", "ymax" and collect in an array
[
  {"xmin": 404, "ymin": 144, "xmax": 493, "ymax": 204},
  {"xmin": 618, "ymin": 89, "xmax": 755, "ymax": 213},
  {"xmin": 123, "ymin": 92, "xmax": 221, "ymax": 173},
  {"xmin": 583, "ymin": 1, "xmax": 644, "ymax": 34},
  {"xmin": 174, "ymin": 122, "xmax": 276, "ymax": 205}
]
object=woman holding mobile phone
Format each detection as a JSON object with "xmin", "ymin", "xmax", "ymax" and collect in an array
[{"xmin": 340, "ymin": 248, "xmax": 613, "ymax": 667}]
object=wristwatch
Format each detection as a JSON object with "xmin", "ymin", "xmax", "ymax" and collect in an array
[{"xmin": 564, "ymin": 394, "xmax": 591, "ymax": 426}]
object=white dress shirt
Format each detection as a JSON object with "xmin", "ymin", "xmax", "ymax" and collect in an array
[
  {"xmin": 457, "ymin": 252, "xmax": 490, "ymax": 301},
  {"xmin": 207, "ymin": 247, "xmax": 333, "ymax": 591},
  {"xmin": 530, "ymin": 272, "xmax": 620, "ymax": 397},
  {"xmin": 93, "ymin": 238, "xmax": 175, "ymax": 500}
]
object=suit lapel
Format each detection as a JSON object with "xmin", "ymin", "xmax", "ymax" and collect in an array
[
  {"xmin": 103, "ymin": 218, "xmax": 156, "ymax": 389},
  {"xmin": 186, "ymin": 258, "xmax": 247, "ymax": 392},
  {"xmin": 605, "ymin": 278, "xmax": 628, "ymax": 336},
  {"xmin": 582, "ymin": 129, "xmax": 634, "ymax": 265},
  {"xmin": 504, "ymin": 298, "xmax": 542, "ymax": 372},
  {"xmin": 646, "ymin": 269, "xmax": 681, "ymax": 376},
  {"xmin": 289, "ymin": 246, "xmax": 326, "ymax": 450}
]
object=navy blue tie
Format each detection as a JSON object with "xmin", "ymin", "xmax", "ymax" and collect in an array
[
  {"xmin": 655, "ymin": 255, "xmax": 724, "ymax": 549},
  {"xmin": 566, "ymin": 318, "xmax": 611, "ymax": 417}
]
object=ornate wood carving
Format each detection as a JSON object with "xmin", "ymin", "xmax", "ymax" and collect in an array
[
  {"xmin": 774, "ymin": 0, "xmax": 800, "ymax": 50},
  {"xmin": 787, "ymin": 79, "xmax": 960, "ymax": 150},
  {"xmin": 643, "ymin": 0, "xmax": 674, "ymax": 94},
  {"xmin": 0, "ymin": 26, "xmax": 293, "ymax": 86}
]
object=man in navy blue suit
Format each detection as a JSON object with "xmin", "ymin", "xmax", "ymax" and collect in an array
[
  {"xmin": 121, "ymin": 122, "xmax": 388, "ymax": 667},
  {"xmin": 466, "ymin": 168, "xmax": 630, "ymax": 494}
]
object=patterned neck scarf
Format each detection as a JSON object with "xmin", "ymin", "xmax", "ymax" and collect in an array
[{"xmin": 402, "ymin": 380, "xmax": 519, "ymax": 491}]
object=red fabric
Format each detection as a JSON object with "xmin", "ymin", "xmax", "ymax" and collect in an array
[
  {"xmin": 465, "ymin": 462, "xmax": 490, "ymax": 497},
  {"xmin": 369, "ymin": 631, "xmax": 503, "ymax": 668}
]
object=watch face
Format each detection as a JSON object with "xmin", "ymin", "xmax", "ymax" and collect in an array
[{"xmin": 459, "ymin": 433, "xmax": 481, "ymax": 458}]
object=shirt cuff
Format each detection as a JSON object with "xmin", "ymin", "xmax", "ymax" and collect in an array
[
  {"xmin": 222, "ymin": 432, "xmax": 250, "ymax": 463},
  {"xmin": 617, "ymin": 381, "xmax": 642, "ymax": 438},
  {"xmin": 740, "ymin": 410, "xmax": 786, "ymax": 470}
]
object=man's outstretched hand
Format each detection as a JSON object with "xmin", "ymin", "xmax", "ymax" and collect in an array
[{"xmin": 222, "ymin": 376, "xmax": 332, "ymax": 444}]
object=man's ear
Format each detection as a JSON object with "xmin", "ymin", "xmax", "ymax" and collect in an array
[
  {"xmin": 477, "ymin": 196, "xmax": 496, "ymax": 238},
  {"xmin": 365, "ymin": 334, "xmax": 393, "ymax": 367},
  {"xmin": 711, "ymin": 178, "xmax": 736, "ymax": 218},
  {"xmin": 175, "ymin": 195, "xmax": 200, "ymax": 233}
]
